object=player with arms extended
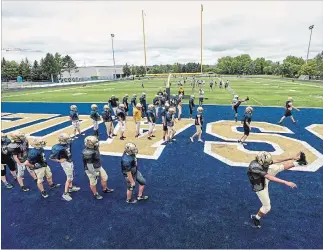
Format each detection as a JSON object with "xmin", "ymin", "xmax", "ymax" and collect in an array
[
  {"xmin": 247, "ymin": 151, "xmax": 307, "ymax": 228},
  {"xmin": 278, "ymin": 97, "xmax": 300, "ymax": 125},
  {"xmin": 232, "ymin": 95, "xmax": 249, "ymax": 122}
]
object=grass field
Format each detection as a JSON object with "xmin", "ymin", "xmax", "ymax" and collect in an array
[{"xmin": 2, "ymin": 76, "xmax": 323, "ymax": 107}]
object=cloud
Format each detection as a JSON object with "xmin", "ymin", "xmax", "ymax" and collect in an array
[{"xmin": 2, "ymin": 1, "xmax": 323, "ymax": 66}]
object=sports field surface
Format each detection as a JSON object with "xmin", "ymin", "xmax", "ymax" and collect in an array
[{"xmin": 2, "ymin": 76, "xmax": 323, "ymax": 107}]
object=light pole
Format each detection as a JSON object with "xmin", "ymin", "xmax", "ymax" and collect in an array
[
  {"xmin": 306, "ymin": 25, "xmax": 314, "ymax": 64},
  {"xmin": 200, "ymin": 4, "xmax": 203, "ymax": 74},
  {"xmin": 111, "ymin": 34, "xmax": 117, "ymax": 79},
  {"xmin": 142, "ymin": 10, "xmax": 147, "ymax": 75}
]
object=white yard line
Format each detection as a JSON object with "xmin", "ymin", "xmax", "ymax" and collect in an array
[{"xmin": 250, "ymin": 97, "xmax": 264, "ymax": 106}]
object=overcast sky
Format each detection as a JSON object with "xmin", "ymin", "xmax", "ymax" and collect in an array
[{"xmin": 1, "ymin": 1, "xmax": 323, "ymax": 67}]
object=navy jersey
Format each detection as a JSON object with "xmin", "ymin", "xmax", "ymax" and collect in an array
[
  {"xmin": 247, "ymin": 160, "xmax": 268, "ymax": 192},
  {"xmin": 147, "ymin": 110, "xmax": 156, "ymax": 123},
  {"xmin": 166, "ymin": 112, "xmax": 174, "ymax": 127},
  {"xmin": 123, "ymin": 97, "xmax": 128, "ymax": 106},
  {"xmin": 90, "ymin": 111, "xmax": 100, "ymax": 121},
  {"xmin": 139, "ymin": 96, "xmax": 147, "ymax": 106},
  {"xmin": 170, "ymin": 97, "xmax": 177, "ymax": 107},
  {"xmin": 1, "ymin": 137, "xmax": 12, "ymax": 158},
  {"xmin": 131, "ymin": 97, "xmax": 137, "ymax": 106},
  {"xmin": 161, "ymin": 107, "xmax": 169, "ymax": 118},
  {"xmin": 189, "ymin": 97, "xmax": 195, "ymax": 108},
  {"xmin": 109, "ymin": 98, "xmax": 118, "ymax": 108},
  {"xmin": 232, "ymin": 98, "xmax": 241, "ymax": 107},
  {"xmin": 195, "ymin": 113, "xmax": 203, "ymax": 125},
  {"xmin": 102, "ymin": 110, "xmax": 113, "ymax": 122},
  {"xmin": 153, "ymin": 97, "xmax": 159, "ymax": 106},
  {"xmin": 121, "ymin": 153, "xmax": 137, "ymax": 176},
  {"xmin": 160, "ymin": 97, "xmax": 166, "ymax": 106},
  {"xmin": 8, "ymin": 139, "xmax": 29, "ymax": 162},
  {"xmin": 285, "ymin": 101, "xmax": 292, "ymax": 109},
  {"xmin": 82, "ymin": 148, "xmax": 101, "ymax": 170},
  {"xmin": 243, "ymin": 112, "xmax": 252, "ymax": 125},
  {"xmin": 50, "ymin": 143, "xmax": 72, "ymax": 162},
  {"xmin": 69, "ymin": 111, "xmax": 79, "ymax": 121},
  {"xmin": 116, "ymin": 108, "xmax": 126, "ymax": 121},
  {"xmin": 27, "ymin": 148, "xmax": 47, "ymax": 169}
]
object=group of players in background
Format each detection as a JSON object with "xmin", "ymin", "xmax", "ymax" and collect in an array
[{"xmin": 1, "ymin": 76, "xmax": 306, "ymax": 228}]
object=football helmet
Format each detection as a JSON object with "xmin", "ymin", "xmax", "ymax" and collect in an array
[
  {"xmin": 125, "ymin": 142, "xmax": 138, "ymax": 155},
  {"xmin": 84, "ymin": 136, "xmax": 99, "ymax": 149}
]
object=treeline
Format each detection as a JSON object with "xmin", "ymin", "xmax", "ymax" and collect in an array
[
  {"xmin": 123, "ymin": 52, "xmax": 323, "ymax": 79},
  {"xmin": 1, "ymin": 53, "xmax": 77, "ymax": 82}
]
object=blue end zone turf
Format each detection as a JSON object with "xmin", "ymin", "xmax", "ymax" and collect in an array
[{"xmin": 1, "ymin": 102, "xmax": 323, "ymax": 249}]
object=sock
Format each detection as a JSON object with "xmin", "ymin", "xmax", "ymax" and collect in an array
[
  {"xmin": 255, "ymin": 214, "xmax": 261, "ymax": 220},
  {"xmin": 293, "ymin": 161, "xmax": 301, "ymax": 167},
  {"xmin": 64, "ymin": 192, "xmax": 68, "ymax": 195}
]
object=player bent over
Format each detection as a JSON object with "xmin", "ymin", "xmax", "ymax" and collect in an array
[
  {"xmin": 247, "ymin": 151, "xmax": 307, "ymax": 228},
  {"xmin": 24, "ymin": 139, "xmax": 61, "ymax": 198},
  {"xmin": 82, "ymin": 136, "xmax": 114, "ymax": 200},
  {"xmin": 190, "ymin": 107, "xmax": 204, "ymax": 142},
  {"xmin": 147, "ymin": 104, "xmax": 156, "ymax": 140},
  {"xmin": 50, "ymin": 133, "xmax": 80, "ymax": 201},
  {"xmin": 90, "ymin": 104, "xmax": 101, "ymax": 138},
  {"xmin": 1, "ymin": 132, "xmax": 17, "ymax": 189},
  {"xmin": 121, "ymin": 143, "xmax": 148, "ymax": 204},
  {"xmin": 278, "ymin": 97, "xmax": 300, "ymax": 125},
  {"xmin": 69, "ymin": 105, "xmax": 83, "ymax": 138},
  {"xmin": 238, "ymin": 106, "xmax": 253, "ymax": 145},
  {"xmin": 232, "ymin": 95, "xmax": 249, "ymax": 122},
  {"xmin": 8, "ymin": 131, "xmax": 37, "ymax": 192}
]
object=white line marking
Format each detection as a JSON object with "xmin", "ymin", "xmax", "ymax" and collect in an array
[{"xmin": 305, "ymin": 124, "xmax": 323, "ymax": 140}]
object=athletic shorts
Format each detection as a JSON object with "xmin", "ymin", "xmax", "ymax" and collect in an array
[
  {"xmin": 92, "ymin": 120, "xmax": 99, "ymax": 130},
  {"xmin": 149, "ymin": 122, "xmax": 155, "ymax": 132},
  {"xmin": 61, "ymin": 161, "xmax": 74, "ymax": 180},
  {"xmin": 244, "ymin": 125, "xmax": 250, "ymax": 136},
  {"xmin": 189, "ymin": 106, "xmax": 194, "ymax": 114},
  {"xmin": 234, "ymin": 102, "xmax": 241, "ymax": 113},
  {"xmin": 124, "ymin": 170, "xmax": 146, "ymax": 190},
  {"xmin": 72, "ymin": 120, "xmax": 80, "ymax": 129},
  {"xmin": 163, "ymin": 125, "xmax": 168, "ymax": 132},
  {"xmin": 1, "ymin": 156, "xmax": 16, "ymax": 171},
  {"xmin": 119, "ymin": 121, "xmax": 126, "ymax": 132},
  {"xmin": 34, "ymin": 166, "xmax": 53, "ymax": 184},
  {"xmin": 85, "ymin": 167, "xmax": 108, "ymax": 186},
  {"xmin": 284, "ymin": 109, "xmax": 292, "ymax": 117},
  {"xmin": 196, "ymin": 125, "xmax": 202, "ymax": 133}
]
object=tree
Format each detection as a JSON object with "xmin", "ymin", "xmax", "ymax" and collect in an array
[
  {"xmin": 54, "ymin": 53, "xmax": 65, "ymax": 80},
  {"xmin": 130, "ymin": 65, "xmax": 137, "ymax": 76},
  {"xmin": 18, "ymin": 58, "xmax": 31, "ymax": 80},
  {"xmin": 31, "ymin": 60, "xmax": 41, "ymax": 81},
  {"xmin": 298, "ymin": 60, "xmax": 318, "ymax": 77},
  {"xmin": 123, "ymin": 63, "xmax": 131, "ymax": 76},
  {"xmin": 62, "ymin": 55, "xmax": 77, "ymax": 79},
  {"xmin": 2, "ymin": 61, "xmax": 19, "ymax": 80},
  {"xmin": 137, "ymin": 66, "xmax": 145, "ymax": 76}
]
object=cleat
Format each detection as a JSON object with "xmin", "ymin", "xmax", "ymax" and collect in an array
[
  {"xmin": 68, "ymin": 186, "xmax": 80, "ymax": 192},
  {"xmin": 112, "ymin": 134, "xmax": 117, "ymax": 137},
  {"xmin": 137, "ymin": 195, "xmax": 148, "ymax": 201},
  {"xmin": 103, "ymin": 188, "xmax": 114, "ymax": 193},
  {"xmin": 251, "ymin": 215, "xmax": 261, "ymax": 228},
  {"xmin": 190, "ymin": 137, "xmax": 194, "ymax": 142},
  {"xmin": 147, "ymin": 137, "xmax": 152, "ymax": 140},
  {"xmin": 94, "ymin": 193, "xmax": 103, "ymax": 200},
  {"xmin": 171, "ymin": 138, "xmax": 176, "ymax": 141},
  {"xmin": 297, "ymin": 152, "xmax": 308, "ymax": 166},
  {"xmin": 126, "ymin": 199, "xmax": 137, "ymax": 204},
  {"xmin": 21, "ymin": 186, "xmax": 30, "ymax": 192},
  {"xmin": 238, "ymin": 140, "xmax": 241, "ymax": 143},
  {"xmin": 4, "ymin": 182, "xmax": 13, "ymax": 189},
  {"xmin": 120, "ymin": 137, "xmax": 124, "ymax": 140},
  {"xmin": 151, "ymin": 135, "xmax": 156, "ymax": 137},
  {"xmin": 50, "ymin": 183, "xmax": 61, "ymax": 189},
  {"xmin": 235, "ymin": 117, "xmax": 237, "ymax": 122},
  {"xmin": 198, "ymin": 139, "xmax": 204, "ymax": 142},
  {"xmin": 41, "ymin": 191, "xmax": 49, "ymax": 198},
  {"xmin": 62, "ymin": 193, "xmax": 73, "ymax": 201}
]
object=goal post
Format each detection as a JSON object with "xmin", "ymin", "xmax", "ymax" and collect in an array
[{"xmin": 166, "ymin": 73, "xmax": 171, "ymax": 101}]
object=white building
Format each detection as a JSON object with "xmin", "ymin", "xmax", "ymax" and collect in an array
[{"xmin": 60, "ymin": 65, "xmax": 124, "ymax": 82}]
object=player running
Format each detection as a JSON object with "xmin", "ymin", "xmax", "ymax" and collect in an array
[
  {"xmin": 238, "ymin": 106, "xmax": 253, "ymax": 145},
  {"xmin": 247, "ymin": 151, "xmax": 307, "ymax": 228},
  {"xmin": 190, "ymin": 106, "xmax": 204, "ymax": 142},
  {"xmin": 278, "ymin": 97, "xmax": 300, "ymax": 125},
  {"xmin": 232, "ymin": 95, "xmax": 249, "ymax": 122},
  {"xmin": 121, "ymin": 143, "xmax": 148, "ymax": 204}
]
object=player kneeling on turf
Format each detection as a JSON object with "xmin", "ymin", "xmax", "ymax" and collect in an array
[
  {"xmin": 147, "ymin": 104, "xmax": 156, "ymax": 140},
  {"xmin": 82, "ymin": 136, "xmax": 114, "ymax": 200},
  {"xmin": 121, "ymin": 143, "xmax": 148, "ymax": 204},
  {"xmin": 238, "ymin": 106, "xmax": 253, "ymax": 145},
  {"xmin": 190, "ymin": 106, "xmax": 204, "ymax": 142},
  {"xmin": 247, "ymin": 151, "xmax": 307, "ymax": 228},
  {"xmin": 25, "ymin": 139, "xmax": 61, "ymax": 198},
  {"xmin": 50, "ymin": 133, "xmax": 80, "ymax": 201}
]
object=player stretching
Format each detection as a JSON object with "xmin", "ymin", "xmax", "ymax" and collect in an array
[
  {"xmin": 121, "ymin": 143, "xmax": 148, "ymax": 204},
  {"xmin": 248, "ymin": 151, "xmax": 307, "ymax": 228},
  {"xmin": 238, "ymin": 106, "xmax": 253, "ymax": 145},
  {"xmin": 50, "ymin": 133, "xmax": 80, "ymax": 201},
  {"xmin": 232, "ymin": 95, "xmax": 249, "ymax": 122},
  {"xmin": 69, "ymin": 105, "xmax": 83, "ymax": 138},
  {"xmin": 278, "ymin": 97, "xmax": 300, "ymax": 125},
  {"xmin": 82, "ymin": 136, "xmax": 114, "ymax": 200},
  {"xmin": 190, "ymin": 107, "xmax": 204, "ymax": 142}
]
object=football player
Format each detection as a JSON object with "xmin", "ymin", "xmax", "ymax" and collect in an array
[
  {"xmin": 1, "ymin": 132, "xmax": 16, "ymax": 189},
  {"xmin": 170, "ymin": 94, "xmax": 178, "ymax": 111},
  {"xmin": 8, "ymin": 131, "xmax": 37, "ymax": 192},
  {"xmin": 161, "ymin": 103, "xmax": 170, "ymax": 141},
  {"xmin": 121, "ymin": 143, "xmax": 148, "ymax": 204},
  {"xmin": 166, "ymin": 107, "xmax": 176, "ymax": 143},
  {"xmin": 198, "ymin": 88, "xmax": 204, "ymax": 106},
  {"xmin": 82, "ymin": 136, "xmax": 114, "ymax": 200},
  {"xmin": 278, "ymin": 97, "xmax": 300, "ymax": 125},
  {"xmin": 24, "ymin": 139, "xmax": 60, "ymax": 198},
  {"xmin": 139, "ymin": 92, "xmax": 147, "ymax": 118},
  {"xmin": 157, "ymin": 88, "xmax": 163, "ymax": 96},
  {"xmin": 69, "ymin": 105, "xmax": 83, "ymax": 138},
  {"xmin": 232, "ymin": 95, "xmax": 249, "ymax": 122},
  {"xmin": 123, "ymin": 94, "xmax": 129, "ymax": 116},
  {"xmin": 177, "ymin": 94, "xmax": 183, "ymax": 120},
  {"xmin": 147, "ymin": 105, "xmax": 156, "ymax": 140},
  {"xmin": 90, "ymin": 104, "xmax": 101, "ymax": 138},
  {"xmin": 153, "ymin": 94, "xmax": 160, "ymax": 118},
  {"xmin": 189, "ymin": 95, "xmax": 195, "ymax": 119},
  {"xmin": 131, "ymin": 94, "xmax": 137, "ymax": 109},
  {"xmin": 238, "ymin": 106, "xmax": 253, "ymax": 145},
  {"xmin": 116, "ymin": 104, "xmax": 127, "ymax": 140},
  {"xmin": 190, "ymin": 106, "xmax": 204, "ymax": 142},
  {"xmin": 102, "ymin": 105, "xmax": 116, "ymax": 139},
  {"xmin": 209, "ymin": 80, "xmax": 214, "ymax": 92},
  {"xmin": 108, "ymin": 95, "xmax": 119, "ymax": 116},
  {"xmin": 50, "ymin": 133, "xmax": 80, "ymax": 201},
  {"xmin": 133, "ymin": 103, "xmax": 142, "ymax": 138},
  {"xmin": 248, "ymin": 151, "xmax": 307, "ymax": 228},
  {"xmin": 225, "ymin": 80, "xmax": 229, "ymax": 89}
]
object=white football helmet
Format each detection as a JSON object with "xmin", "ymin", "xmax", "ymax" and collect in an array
[
  {"xmin": 125, "ymin": 142, "xmax": 138, "ymax": 155},
  {"xmin": 58, "ymin": 133, "xmax": 71, "ymax": 144},
  {"xmin": 256, "ymin": 152, "xmax": 273, "ymax": 166},
  {"xmin": 84, "ymin": 136, "xmax": 99, "ymax": 149}
]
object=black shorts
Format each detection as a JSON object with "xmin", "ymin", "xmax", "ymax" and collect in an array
[
  {"xmin": 1, "ymin": 156, "xmax": 16, "ymax": 171},
  {"xmin": 284, "ymin": 109, "xmax": 292, "ymax": 117},
  {"xmin": 244, "ymin": 125, "xmax": 250, "ymax": 136},
  {"xmin": 234, "ymin": 102, "xmax": 242, "ymax": 113},
  {"xmin": 163, "ymin": 125, "xmax": 168, "ymax": 131}
]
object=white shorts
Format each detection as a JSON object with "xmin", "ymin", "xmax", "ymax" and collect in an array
[
  {"xmin": 119, "ymin": 121, "xmax": 126, "ymax": 132},
  {"xmin": 72, "ymin": 120, "xmax": 80, "ymax": 129},
  {"xmin": 92, "ymin": 120, "xmax": 99, "ymax": 130},
  {"xmin": 112, "ymin": 107, "xmax": 117, "ymax": 116},
  {"xmin": 149, "ymin": 122, "xmax": 155, "ymax": 132},
  {"xmin": 61, "ymin": 161, "xmax": 74, "ymax": 180},
  {"xmin": 135, "ymin": 121, "xmax": 141, "ymax": 132},
  {"xmin": 256, "ymin": 164, "xmax": 285, "ymax": 208}
]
